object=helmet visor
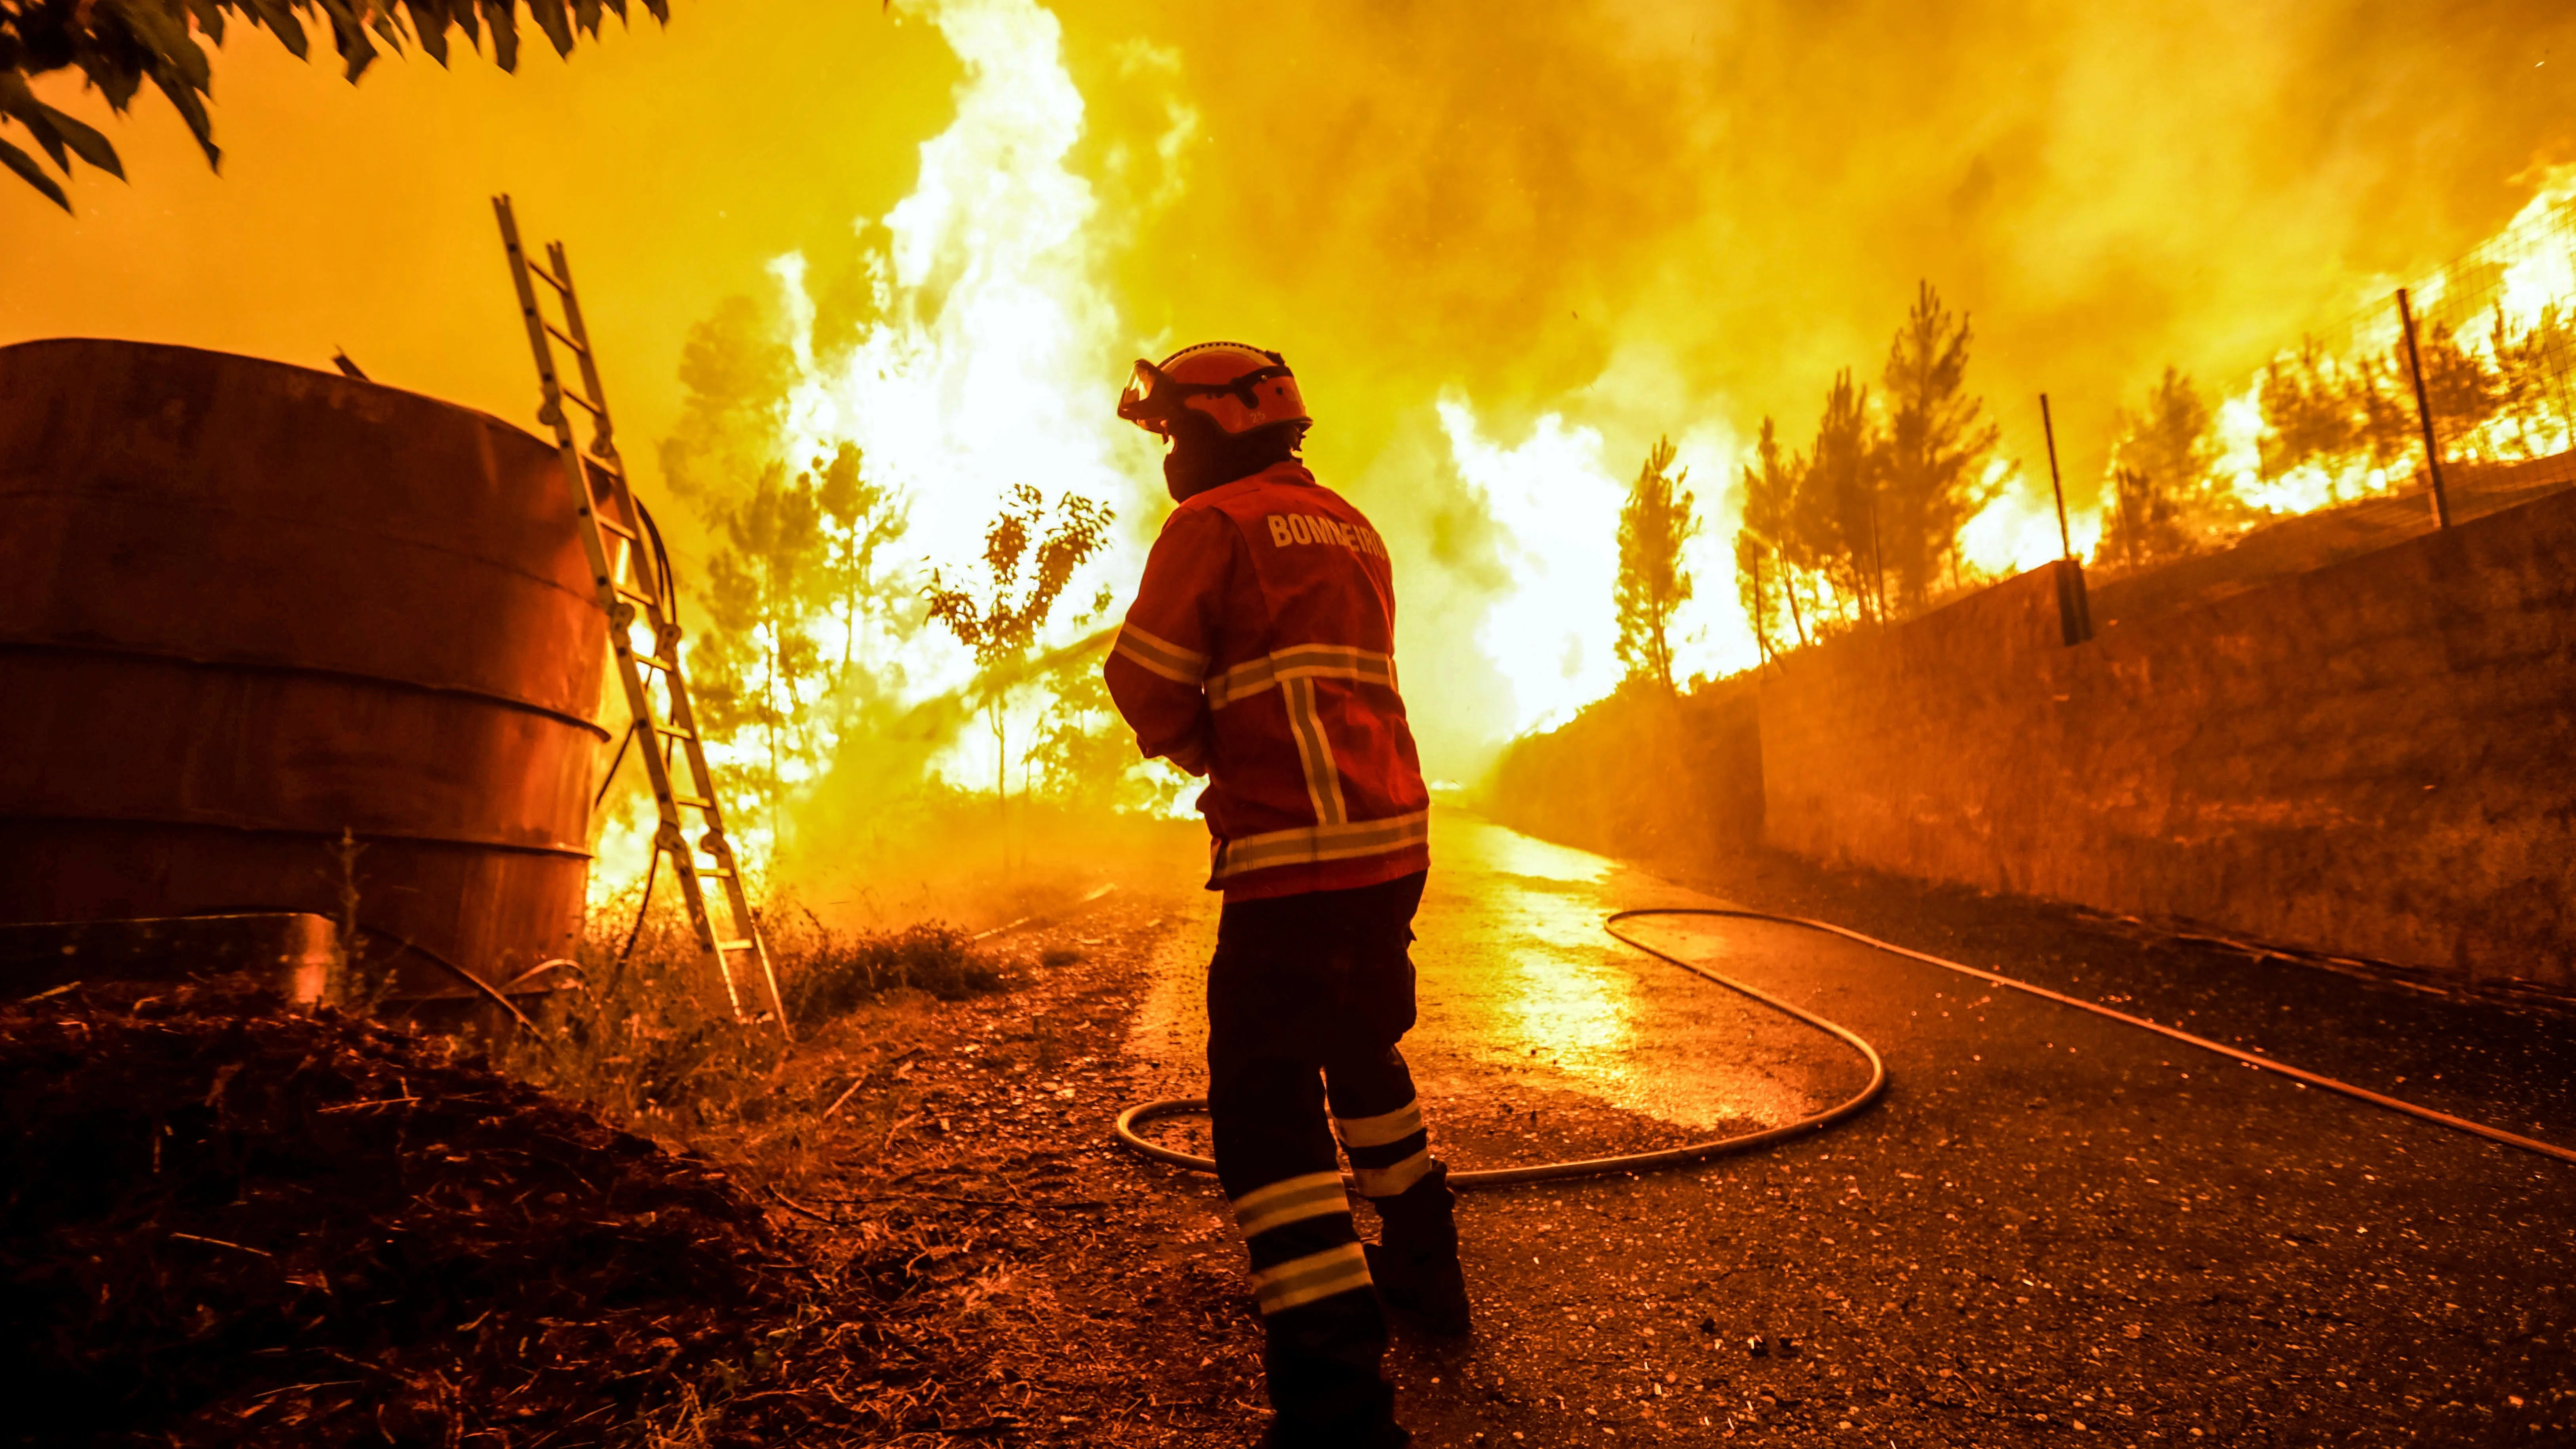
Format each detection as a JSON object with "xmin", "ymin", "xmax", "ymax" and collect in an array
[{"xmin": 1117, "ymin": 359, "xmax": 1175, "ymax": 435}]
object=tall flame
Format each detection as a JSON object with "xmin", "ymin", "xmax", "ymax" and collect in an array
[
  {"xmin": 1436, "ymin": 390, "xmax": 1749, "ymax": 735},
  {"xmin": 765, "ymin": 0, "xmax": 1164, "ymax": 759}
]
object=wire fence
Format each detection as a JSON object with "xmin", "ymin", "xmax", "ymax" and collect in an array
[{"xmin": 2230, "ymin": 183, "xmax": 2576, "ymax": 523}]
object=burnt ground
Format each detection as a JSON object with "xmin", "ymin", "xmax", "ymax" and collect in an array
[{"xmin": 12, "ymin": 821, "xmax": 2573, "ymax": 1446}]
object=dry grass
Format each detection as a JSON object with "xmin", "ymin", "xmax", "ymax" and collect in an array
[{"xmin": 491, "ymin": 891, "xmax": 1004, "ymax": 1156}]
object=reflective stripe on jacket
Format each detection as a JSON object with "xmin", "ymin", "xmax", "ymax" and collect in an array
[{"xmin": 1105, "ymin": 460, "xmax": 1431, "ymax": 901}]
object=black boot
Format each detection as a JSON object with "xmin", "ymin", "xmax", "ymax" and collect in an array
[{"xmin": 1368, "ymin": 1163, "xmax": 1471, "ymax": 1336}]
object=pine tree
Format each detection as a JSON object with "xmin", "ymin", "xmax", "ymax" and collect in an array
[
  {"xmin": 1878, "ymin": 281, "xmax": 2002, "ymax": 610},
  {"xmin": 1733, "ymin": 532, "xmax": 1773, "ymax": 667},
  {"xmin": 1735, "ymin": 417, "xmax": 1805, "ymax": 653},
  {"xmin": 2489, "ymin": 303, "xmax": 2576, "ymax": 457},
  {"xmin": 2103, "ymin": 366, "xmax": 2222, "ymax": 567},
  {"xmin": 2255, "ymin": 338, "xmax": 2355, "ymax": 483},
  {"xmin": 1613, "ymin": 437, "xmax": 1697, "ymax": 695},
  {"xmin": 1804, "ymin": 369, "xmax": 1883, "ymax": 624},
  {"xmin": 2416, "ymin": 320, "xmax": 2503, "ymax": 457}
]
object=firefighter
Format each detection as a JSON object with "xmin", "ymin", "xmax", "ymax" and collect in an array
[{"xmin": 1106, "ymin": 342, "xmax": 1469, "ymax": 1447}]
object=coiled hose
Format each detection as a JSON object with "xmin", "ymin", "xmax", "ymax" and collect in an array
[{"xmin": 1111, "ymin": 906, "xmax": 2576, "ymax": 1185}]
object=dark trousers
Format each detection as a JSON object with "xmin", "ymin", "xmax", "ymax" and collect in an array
[{"xmin": 1205, "ymin": 871, "xmax": 1454, "ymax": 1434}]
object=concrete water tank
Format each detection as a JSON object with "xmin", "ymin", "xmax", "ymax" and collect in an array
[{"xmin": 0, "ymin": 338, "xmax": 608, "ymax": 1000}]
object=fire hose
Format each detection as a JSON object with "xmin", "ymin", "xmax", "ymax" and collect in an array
[{"xmin": 1112, "ymin": 906, "xmax": 2576, "ymax": 1184}]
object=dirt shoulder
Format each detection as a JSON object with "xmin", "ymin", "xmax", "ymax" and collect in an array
[{"xmin": 711, "ymin": 881, "xmax": 1273, "ymax": 1446}]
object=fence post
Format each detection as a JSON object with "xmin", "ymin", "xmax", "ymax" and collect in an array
[
  {"xmin": 2039, "ymin": 394, "xmax": 2093, "ymax": 645},
  {"xmin": 2396, "ymin": 287, "xmax": 2454, "ymax": 530}
]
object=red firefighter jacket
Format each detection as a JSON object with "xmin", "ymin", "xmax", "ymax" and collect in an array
[{"xmin": 1105, "ymin": 460, "xmax": 1431, "ymax": 901}]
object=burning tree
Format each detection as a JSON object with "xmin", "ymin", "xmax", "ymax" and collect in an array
[
  {"xmin": 2102, "ymin": 366, "xmax": 2226, "ymax": 569},
  {"xmin": 1023, "ymin": 658, "xmax": 1186, "ymax": 813},
  {"xmin": 2485, "ymin": 303, "xmax": 2576, "ymax": 457},
  {"xmin": 2416, "ymin": 320, "xmax": 2504, "ymax": 450},
  {"xmin": 2256, "ymin": 338, "xmax": 2361, "ymax": 485},
  {"xmin": 809, "ymin": 442, "xmax": 907, "ymax": 683},
  {"xmin": 698, "ymin": 463, "xmax": 823, "ymax": 831},
  {"xmin": 923, "ymin": 485, "xmax": 1115, "ymax": 803},
  {"xmin": 2247, "ymin": 292, "xmax": 2576, "ymax": 515},
  {"xmin": 693, "ymin": 443, "xmax": 906, "ymax": 832},
  {"xmin": 1613, "ymin": 436, "xmax": 1697, "ymax": 696},
  {"xmin": 659, "ymin": 297, "xmax": 800, "ymax": 508}
]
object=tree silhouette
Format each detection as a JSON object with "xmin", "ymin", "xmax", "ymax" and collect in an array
[
  {"xmin": 923, "ymin": 485, "xmax": 1114, "ymax": 802},
  {"xmin": 1613, "ymin": 436, "xmax": 1697, "ymax": 696},
  {"xmin": 2102, "ymin": 366, "xmax": 2222, "ymax": 568},
  {"xmin": 1807, "ymin": 367, "xmax": 1883, "ymax": 624},
  {"xmin": 693, "ymin": 443, "xmax": 905, "ymax": 832},
  {"xmin": 696, "ymin": 462, "xmax": 826, "ymax": 834},
  {"xmin": 1734, "ymin": 415, "xmax": 1811, "ymax": 653},
  {"xmin": 1878, "ymin": 281, "xmax": 2002, "ymax": 609}
]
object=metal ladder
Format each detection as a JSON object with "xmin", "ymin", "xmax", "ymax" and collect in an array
[{"xmin": 491, "ymin": 194, "xmax": 788, "ymax": 1035}]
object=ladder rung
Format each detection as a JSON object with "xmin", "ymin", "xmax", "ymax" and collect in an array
[{"xmin": 500, "ymin": 205, "xmax": 779, "ymax": 1020}]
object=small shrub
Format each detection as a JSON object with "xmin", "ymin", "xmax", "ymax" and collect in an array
[{"xmin": 780, "ymin": 918, "xmax": 1001, "ymax": 1022}]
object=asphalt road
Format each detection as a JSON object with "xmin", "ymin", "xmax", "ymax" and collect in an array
[{"xmin": 1123, "ymin": 813, "xmax": 2576, "ymax": 1445}]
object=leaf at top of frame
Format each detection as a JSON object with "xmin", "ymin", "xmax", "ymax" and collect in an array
[
  {"xmin": 240, "ymin": 0, "xmax": 312, "ymax": 60},
  {"xmin": 0, "ymin": 133, "xmax": 74, "ymax": 212},
  {"xmin": 402, "ymin": 0, "xmax": 452, "ymax": 65},
  {"xmin": 479, "ymin": 0, "xmax": 520, "ymax": 70},
  {"xmin": 36, "ymin": 101, "xmax": 124, "ymax": 179},
  {"xmin": 527, "ymin": 0, "xmax": 577, "ymax": 57}
]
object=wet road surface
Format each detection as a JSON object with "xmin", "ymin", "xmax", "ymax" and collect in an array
[
  {"xmin": 1130, "ymin": 817, "xmax": 1855, "ymax": 1162},
  {"xmin": 1121, "ymin": 812, "xmax": 2576, "ymax": 1445}
]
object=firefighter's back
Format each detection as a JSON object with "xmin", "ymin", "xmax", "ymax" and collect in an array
[{"xmin": 1182, "ymin": 463, "xmax": 1431, "ymax": 899}]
